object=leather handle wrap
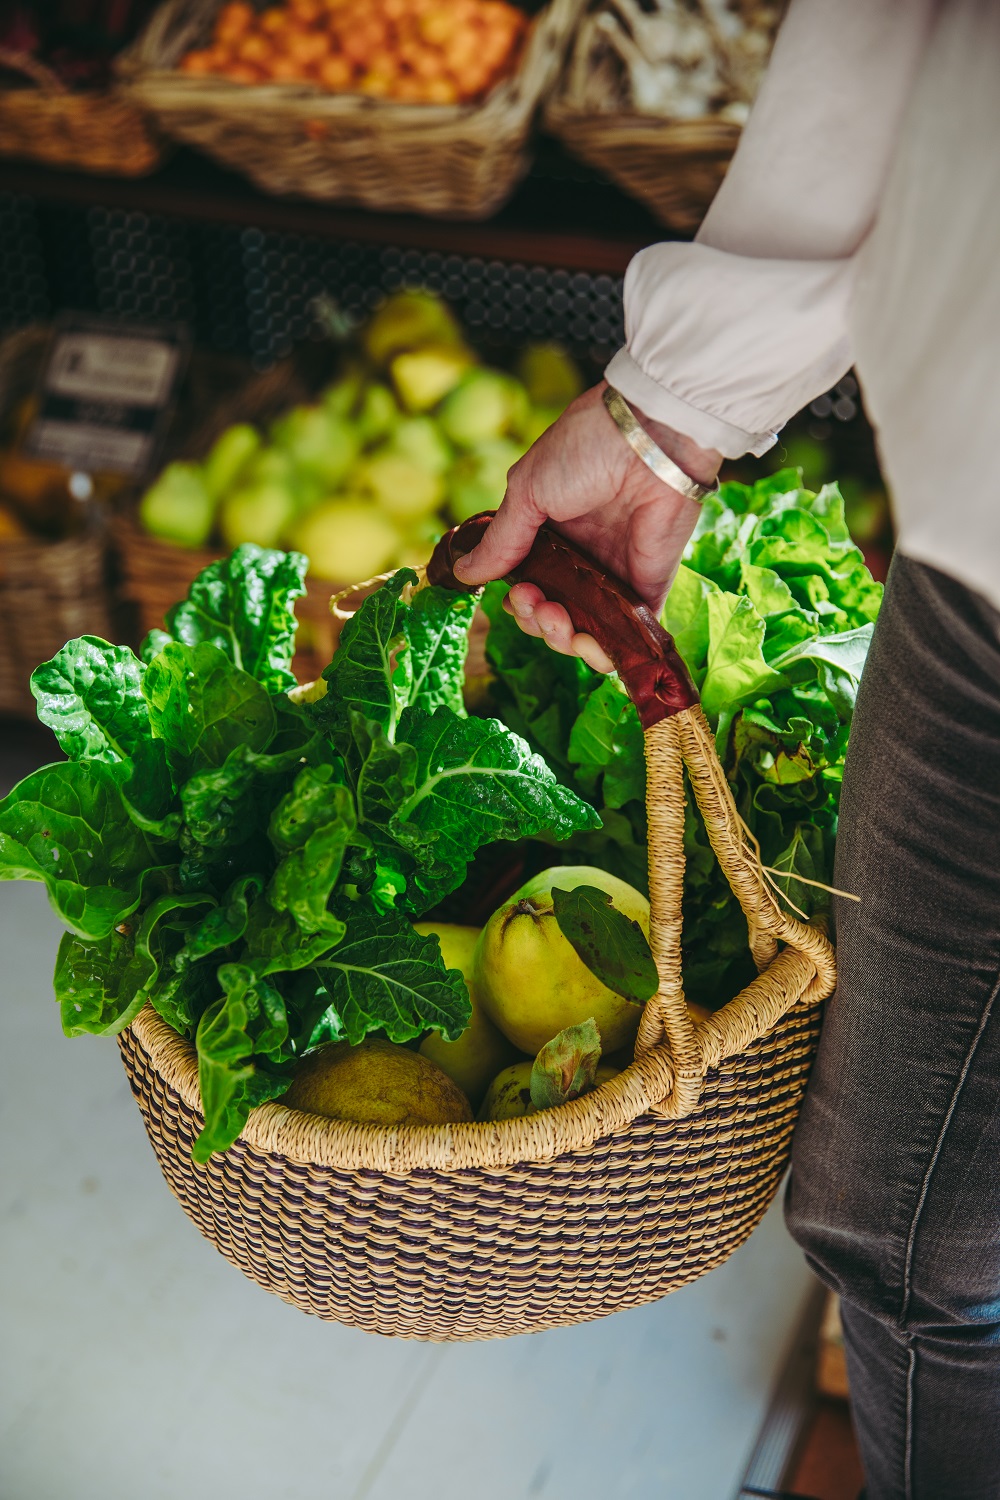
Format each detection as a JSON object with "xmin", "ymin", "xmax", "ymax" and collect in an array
[{"xmin": 427, "ymin": 512, "xmax": 698, "ymax": 729}]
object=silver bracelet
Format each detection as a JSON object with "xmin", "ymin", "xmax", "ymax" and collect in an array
[{"xmin": 602, "ymin": 385, "xmax": 719, "ymax": 503}]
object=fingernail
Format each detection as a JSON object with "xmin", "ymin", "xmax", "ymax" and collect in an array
[
  {"xmin": 538, "ymin": 618, "xmax": 555, "ymax": 634},
  {"xmin": 452, "ymin": 551, "xmax": 473, "ymax": 581},
  {"xmin": 510, "ymin": 594, "xmax": 534, "ymax": 619}
]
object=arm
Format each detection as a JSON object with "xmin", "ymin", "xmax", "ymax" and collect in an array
[{"xmin": 455, "ymin": 0, "xmax": 933, "ymax": 660}]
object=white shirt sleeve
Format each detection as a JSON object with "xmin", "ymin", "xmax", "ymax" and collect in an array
[{"xmin": 605, "ymin": 0, "xmax": 936, "ymax": 459}]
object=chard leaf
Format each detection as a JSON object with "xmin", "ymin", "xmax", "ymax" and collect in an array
[
  {"xmin": 193, "ymin": 962, "xmax": 293, "ymax": 1162},
  {"xmin": 144, "ymin": 642, "xmax": 275, "ymax": 781},
  {"xmin": 313, "ymin": 907, "xmax": 470, "ymax": 1045},
  {"xmin": 567, "ymin": 676, "xmax": 645, "ymax": 810},
  {"xmin": 699, "ymin": 593, "xmax": 787, "ymax": 726},
  {"xmin": 407, "ymin": 584, "xmax": 474, "ymax": 716},
  {"xmin": 770, "ymin": 626, "xmax": 874, "ymax": 720},
  {"xmin": 530, "ymin": 1019, "xmax": 602, "ymax": 1109},
  {"xmin": 151, "ymin": 544, "xmax": 307, "ymax": 694},
  {"xmin": 551, "ymin": 884, "xmax": 658, "ymax": 1004},
  {"xmin": 390, "ymin": 705, "xmax": 601, "ymax": 910},
  {"xmin": 0, "ymin": 761, "xmax": 171, "ymax": 939},
  {"xmin": 316, "ymin": 569, "xmax": 415, "ymax": 742},
  {"xmin": 662, "ymin": 564, "xmax": 719, "ymax": 677},
  {"xmin": 54, "ymin": 891, "xmax": 212, "ymax": 1037},
  {"xmin": 267, "ymin": 764, "xmax": 354, "ymax": 937},
  {"xmin": 31, "ymin": 637, "xmax": 152, "ymax": 764},
  {"xmin": 244, "ymin": 896, "xmax": 345, "ymax": 974},
  {"xmin": 353, "ymin": 714, "xmax": 417, "ymax": 828}
]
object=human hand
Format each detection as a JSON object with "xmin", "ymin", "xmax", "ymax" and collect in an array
[{"xmin": 452, "ymin": 381, "xmax": 721, "ymax": 672}]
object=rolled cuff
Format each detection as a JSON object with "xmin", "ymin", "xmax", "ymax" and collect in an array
[{"xmin": 604, "ymin": 348, "xmax": 778, "ymax": 459}]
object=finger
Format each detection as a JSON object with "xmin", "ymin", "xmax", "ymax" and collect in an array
[
  {"xmin": 533, "ymin": 600, "xmax": 578, "ymax": 655},
  {"xmin": 505, "ymin": 582, "xmax": 545, "ymax": 622},
  {"xmin": 452, "ymin": 481, "xmax": 543, "ymax": 585},
  {"xmin": 572, "ymin": 632, "xmax": 615, "ymax": 674}
]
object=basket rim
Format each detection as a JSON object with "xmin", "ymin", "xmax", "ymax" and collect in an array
[{"xmin": 128, "ymin": 934, "xmax": 824, "ymax": 1176}]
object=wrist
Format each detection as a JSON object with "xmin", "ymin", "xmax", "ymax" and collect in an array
[{"xmin": 633, "ymin": 408, "xmax": 721, "ymax": 491}]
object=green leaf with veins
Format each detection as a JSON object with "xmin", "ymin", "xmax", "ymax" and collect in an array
[
  {"xmin": 267, "ymin": 764, "xmax": 355, "ymax": 937},
  {"xmin": 315, "ymin": 568, "xmax": 416, "ymax": 742},
  {"xmin": 54, "ymin": 891, "xmax": 213, "ymax": 1036},
  {"xmin": 567, "ymin": 675, "xmax": 645, "ymax": 809},
  {"xmin": 406, "ymin": 584, "xmax": 474, "ymax": 716},
  {"xmin": 31, "ymin": 637, "xmax": 152, "ymax": 764},
  {"xmin": 314, "ymin": 906, "xmax": 470, "ymax": 1045},
  {"xmin": 143, "ymin": 641, "xmax": 275, "ymax": 781},
  {"xmin": 193, "ymin": 961, "xmax": 294, "ymax": 1163},
  {"xmin": 389, "ymin": 705, "xmax": 601, "ymax": 911},
  {"xmin": 551, "ymin": 884, "xmax": 658, "ymax": 1004},
  {"xmin": 0, "ymin": 760, "xmax": 173, "ymax": 939},
  {"xmin": 149, "ymin": 544, "xmax": 307, "ymax": 694}
]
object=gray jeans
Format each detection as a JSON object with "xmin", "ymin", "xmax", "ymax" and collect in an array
[{"xmin": 785, "ymin": 553, "xmax": 1000, "ymax": 1499}]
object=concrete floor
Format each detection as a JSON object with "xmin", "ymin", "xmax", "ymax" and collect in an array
[{"xmin": 0, "ymin": 727, "xmax": 816, "ymax": 1500}]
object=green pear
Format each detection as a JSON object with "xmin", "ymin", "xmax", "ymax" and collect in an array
[
  {"xmin": 363, "ymin": 290, "xmax": 465, "ymax": 367},
  {"xmin": 474, "ymin": 865, "xmax": 649, "ymax": 1056},
  {"xmin": 139, "ymin": 462, "xmax": 215, "ymax": 549},
  {"xmin": 416, "ymin": 922, "xmax": 521, "ymax": 1108},
  {"xmin": 202, "ymin": 423, "xmax": 261, "ymax": 501},
  {"xmin": 218, "ymin": 482, "xmax": 298, "ymax": 551},
  {"xmin": 356, "ymin": 452, "xmax": 444, "ymax": 524},
  {"xmin": 439, "ymin": 370, "xmax": 525, "ymax": 448},
  {"xmin": 389, "ymin": 416, "xmax": 453, "ymax": 475},
  {"xmin": 514, "ymin": 344, "xmax": 583, "ymax": 409},
  {"xmin": 447, "ymin": 436, "xmax": 525, "ymax": 523},
  {"xmin": 289, "ymin": 496, "xmax": 401, "ymax": 581},
  {"xmin": 390, "ymin": 345, "xmax": 472, "ymax": 412},
  {"xmin": 270, "ymin": 405, "xmax": 359, "ymax": 489},
  {"xmin": 284, "ymin": 1037, "xmax": 473, "ymax": 1126}
]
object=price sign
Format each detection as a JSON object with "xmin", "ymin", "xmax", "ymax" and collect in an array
[{"xmin": 26, "ymin": 315, "xmax": 189, "ymax": 476}]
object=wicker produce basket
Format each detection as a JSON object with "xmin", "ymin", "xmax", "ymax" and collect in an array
[
  {"xmin": 117, "ymin": 517, "xmax": 836, "ymax": 1341},
  {"xmin": 543, "ymin": 0, "xmax": 781, "ymax": 231},
  {"xmin": 0, "ymin": 52, "xmax": 163, "ymax": 174},
  {"xmin": 545, "ymin": 105, "xmax": 739, "ymax": 233},
  {"xmin": 0, "ymin": 328, "xmax": 116, "ymax": 718},
  {"xmin": 120, "ymin": 0, "xmax": 584, "ymax": 217}
]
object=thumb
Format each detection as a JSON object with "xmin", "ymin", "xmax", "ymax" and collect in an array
[{"xmin": 452, "ymin": 485, "xmax": 545, "ymax": 586}]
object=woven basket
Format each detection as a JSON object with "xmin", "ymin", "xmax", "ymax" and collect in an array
[
  {"xmin": 120, "ymin": 0, "xmax": 584, "ymax": 218},
  {"xmin": 0, "ymin": 327, "xmax": 116, "ymax": 718},
  {"xmin": 0, "ymin": 51, "xmax": 163, "ymax": 175},
  {"xmin": 544, "ymin": 105, "xmax": 739, "ymax": 233},
  {"xmin": 117, "ymin": 517, "xmax": 835, "ymax": 1341}
]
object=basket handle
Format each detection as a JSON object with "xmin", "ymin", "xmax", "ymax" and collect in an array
[
  {"xmin": 427, "ymin": 515, "xmax": 835, "ymax": 1119},
  {"xmin": 427, "ymin": 511, "xmax": 699, "ymax": 727}
]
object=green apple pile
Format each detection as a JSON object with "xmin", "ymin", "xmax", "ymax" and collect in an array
[{"xmin": 139, "ymin": 290, "xmax": 583, "ymax": 582}]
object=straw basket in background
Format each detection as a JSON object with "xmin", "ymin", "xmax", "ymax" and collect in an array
[
  {"xmin": 0, "ymin": 328, "xmax": 116, "ymax": 718},
  {"xmin": 0, "ymin": 52, "xmax": 163, "ymax": 175},
  {"xmin": 118, "ymin": 517, "xmax": 835, "ymax": 1341},
  {"xmin": 120, "ymin": 0, "xmax": 585, "ymax": 217},
  {"xmin": 544, "ymin": 104, "xmax": 739, "ymax": 233}
]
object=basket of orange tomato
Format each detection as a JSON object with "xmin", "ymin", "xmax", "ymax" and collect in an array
[{"xmin": 120, "ymin": 0, "xmax": 584, "ymax": 217}]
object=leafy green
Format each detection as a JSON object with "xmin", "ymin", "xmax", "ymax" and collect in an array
[
  {"xmin": 0, "ymin": 761, "xmax": 173, "ymax": 939},
  {"xmin": 316, "ymin": 568, "xmax": 415, "ymax": 742},
  {"xmin": 3, "ymin": 549, "xmax": 595, "ymax": 1159},
  {"xmin": 389, "ymin": 705, "xmax": 601, "ymax": 911},
  {"xmin": 551, "ymin": 884, "xmax": 658, "ymax": 1004},
  {"xmin": 146, "ymin": 544, "xmax": 308, "ymax": 695},
  {"xmin": 530, "ymin": 1019, "xmax": 602, "ymax": 1109}
]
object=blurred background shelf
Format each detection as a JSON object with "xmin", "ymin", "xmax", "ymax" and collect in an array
[{"xmin": 0, "ymin": 139, "xmax": 668, "ymax": 277}]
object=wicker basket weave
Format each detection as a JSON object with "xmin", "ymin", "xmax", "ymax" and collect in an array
[
  {"xmin": 0, "ymin": 51, "xmax": 163, "ymax": 175},
  {"xmin": 0, "ymin": 327, "xmax": 116, "ymax": 718},
  {"xmin": 117, "ymin": 521, "xmax": 835, "ymax": 1341},
  {"xmin": 121, "ymin": 0, "xmax": 584, "ymax": 218},
  {"xmin": 544, "ymin": 105, "xmax": 739, "ymax": 233}
]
